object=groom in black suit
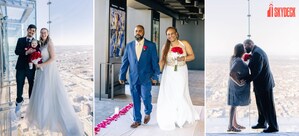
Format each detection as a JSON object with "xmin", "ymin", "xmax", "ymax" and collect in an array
[
  {"xmin": 243, "ymin": 39, "xmax": 278, "ymax": 133},
  {"xmin": 14, "ymin": 24, "xmax": 37, "ymax": 114}
]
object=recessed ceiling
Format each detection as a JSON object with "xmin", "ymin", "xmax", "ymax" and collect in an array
[
  {"xmin": 127, "ymin": 0, "xmax": 204, "ymax": 20},
  {"xmin": 127, "ymin": 0, "xmax": 171, "ymax": 18},
  {"xmin": 152, "ymin": 0, "xmax": 204, "ymax": 20},
  {"xmin": 127, "ymin": 0, "xmax": 149, "ymax": 9}
]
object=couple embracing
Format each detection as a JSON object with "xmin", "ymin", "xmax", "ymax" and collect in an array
[
  {"xmin": 119, "ymin": 25, "xmax": 200, "ymax": 130},
  {"xmin": 227, "ymin": 39, "xmax": 279, "ymax": 133}
]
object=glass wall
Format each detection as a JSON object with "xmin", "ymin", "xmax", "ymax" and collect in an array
[
  {"xmin": 1, "ymin": 0, "xmax": 93, "ymax": 135},
  {"xmin": 1, "ymin": 0, "xmax": 36, "ymax": 135},
  {"xmin": 44, "ymin": 0, "xmax": 94, "ymax": 135}
]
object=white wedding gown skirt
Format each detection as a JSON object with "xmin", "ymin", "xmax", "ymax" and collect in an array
[
  {"xmin": 26, "ymin": 44, "xmax": 83, "ymax": 136},
  {"xmin": 157, "ymin": 65, "xmax": 200, "ymax": 131}
]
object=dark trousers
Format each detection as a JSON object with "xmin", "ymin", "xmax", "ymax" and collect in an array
[
  {"xmin": 16, "ymin": 69, "xmax": 35, "ymax": 103},
  {"xmin": 254, "ymin": 89, "xmax": 278, "ymax": 130}
]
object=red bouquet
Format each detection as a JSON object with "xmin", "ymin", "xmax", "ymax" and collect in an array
[
  {"xmin": 171, "ymin": 47, "xmax": 183, "ymax": 54},
  {"xmin": 171, "ymin": 47, "xmax": 183, "ymax": 71},
  {"xmin": 243, "ymin": 53, "xmax": 252, "ymax": 61}
]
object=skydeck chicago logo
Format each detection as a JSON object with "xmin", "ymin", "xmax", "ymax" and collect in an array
[{"xmin": 267, "ymin": 3, "xmax": 296, "ymax": 17}]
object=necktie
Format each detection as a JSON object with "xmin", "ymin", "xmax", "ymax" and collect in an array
[
  {"xmin": 136, "ymin": 42, "xmax": 142, "ymax": 61},
  {"xmin": 26, "ymin": 38, "xmax": 31, "ymax": 47}
]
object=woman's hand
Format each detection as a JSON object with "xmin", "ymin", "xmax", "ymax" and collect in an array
[
  {"xmin": 35, "ymin": 63, "xmax": 43, "ymax": 69},
  {"xmin": 230, "ymin": 72, "xmax": 246, "ymax": 86},
  {"xmin": 239, "ymin": 80, "xmax": 246, "ymax": 86},
  {"xmin": 177, "ymin": 56, "xmax": 186, "ymax": 62}
]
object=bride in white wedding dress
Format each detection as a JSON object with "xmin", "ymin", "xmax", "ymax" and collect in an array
[
  {"xmin": 157, "ymin": 27, "xmax": 199, "ymax": 131},
  {"xmin": 25, "ymin": 28, "xmax": 83, "ymax": 136}
]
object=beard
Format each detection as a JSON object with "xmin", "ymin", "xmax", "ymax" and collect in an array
[
  {"xmin": 245, "ymin": 47, "xmax": 252, "ymax": 53},
  {"xmin": 27, "ymin": 33, "xmax": 34, "ymax": 38},
  {"xmin": 135, "ymin": 34, "xmax": 144, "ymax": 41}
]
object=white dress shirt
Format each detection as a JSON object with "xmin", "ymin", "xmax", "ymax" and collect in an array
[{"xmin": 135, "ymin": 38, "xmax": 144, "ymax": 61}]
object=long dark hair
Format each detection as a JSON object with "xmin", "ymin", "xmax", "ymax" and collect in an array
[
  {"xmin": 230, "ymin": 43, "xmax": 245, "ymax": 65},
  {"xmin": 162, "ymin": 27, "xmax": 179, "ymax": 64},
  {"xmin": 39, "ymin": 28, "xmax": 50, "ymax": 47}
]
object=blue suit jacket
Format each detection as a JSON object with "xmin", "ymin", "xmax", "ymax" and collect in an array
[{"xmin": 119, "ymin": 39, "xmax": 160, "ymax": 85}]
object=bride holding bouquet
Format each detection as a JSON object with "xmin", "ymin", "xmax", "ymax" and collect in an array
[{"xmin": 157, "ymin": 27, "xmax": 199, "ymax": 130}]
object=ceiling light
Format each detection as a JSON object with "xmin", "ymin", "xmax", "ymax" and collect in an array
[
  {"xmin": 194, "ymin": 1, "xmax": 199, "ymax": 7},
  {"xmin": 198, "ymin": 8, "xmax": 203, "ymax": 14},
  {"xmin": 185, "ymin": 0, "xmax": 191, "ymax": 4}
]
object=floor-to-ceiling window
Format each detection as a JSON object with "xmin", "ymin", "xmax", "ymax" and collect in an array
[
  {"xmin": 1, "ymin": 0, "xmax": 93, "ymax": 135},
  {"xmin": 0, "ymin": 0, "xmax": 36, "ymax": 135}
]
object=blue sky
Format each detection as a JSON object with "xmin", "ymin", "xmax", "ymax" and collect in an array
[
  {"xmin": 206, "ymin": 0, "xmax": 299, "ymax": 56},
  {"xmin": 36, "ymin": 0, "xmax": 93, "ymax": 46}
]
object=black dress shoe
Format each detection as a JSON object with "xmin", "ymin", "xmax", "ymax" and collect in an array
[
  {"xmin": 251, "ymin": 124, "xmax": 267, "ymax": 129},
  {"xmin": 263, "ymin": 128, "xmax": 278, "ymax": 133}
]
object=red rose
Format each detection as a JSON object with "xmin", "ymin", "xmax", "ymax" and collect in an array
[
  {"xmin": 143, "ymin": 45, "xmax": 148, "ymax": 51},
  {"xmin": 171, "ymin": 47, "xmax": 183, "ymax": 54},
  {"xmin": 243, "ymin": 53, "xmax": 251, "ymax": 61}
]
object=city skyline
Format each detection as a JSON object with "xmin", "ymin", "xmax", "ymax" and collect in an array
[{"xmin": 206, "ymin": 0, "xmax": 299, "ymax": 57}]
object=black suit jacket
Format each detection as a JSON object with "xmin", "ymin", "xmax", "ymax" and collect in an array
[
  {"xmin": 15, "ymin": 37, "xmax": 35, "ymax": 70},
  {"xmin": 248, "ymin": 46, "xmax": 275, "ymax": 92}
]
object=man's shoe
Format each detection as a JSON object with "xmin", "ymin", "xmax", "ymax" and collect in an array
[
  {"xmin": 251, "ymin": 124, "xmax": 267, "ymax": 129},
  {"xmin": 144, "ymin": 115, "xmax": 150, "ymax": 124},
  {"xmin": 263, "ymin": 128, "xmax": 278, "ymax": 133},
  {"xmin": 130, "ymin": 122, "xmax": 141, "ymax": 128},
  {"xmin": 15, "ymin": 101, "xmax": 23, "ymax": 114}
]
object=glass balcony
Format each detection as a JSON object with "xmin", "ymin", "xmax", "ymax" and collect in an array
[{"xmin": 1, "ymin": 0, "xmax": 93, "ymax": 135}]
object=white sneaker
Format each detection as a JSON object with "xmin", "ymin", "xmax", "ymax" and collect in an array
[{"xmin": 15, "ymin": 101, "xmax": 23, "ymax": 114}]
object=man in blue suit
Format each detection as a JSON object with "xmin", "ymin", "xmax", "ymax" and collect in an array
[{"xmin": 119, "ymin": 25, "xmax": 160, "ymax": 128}]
